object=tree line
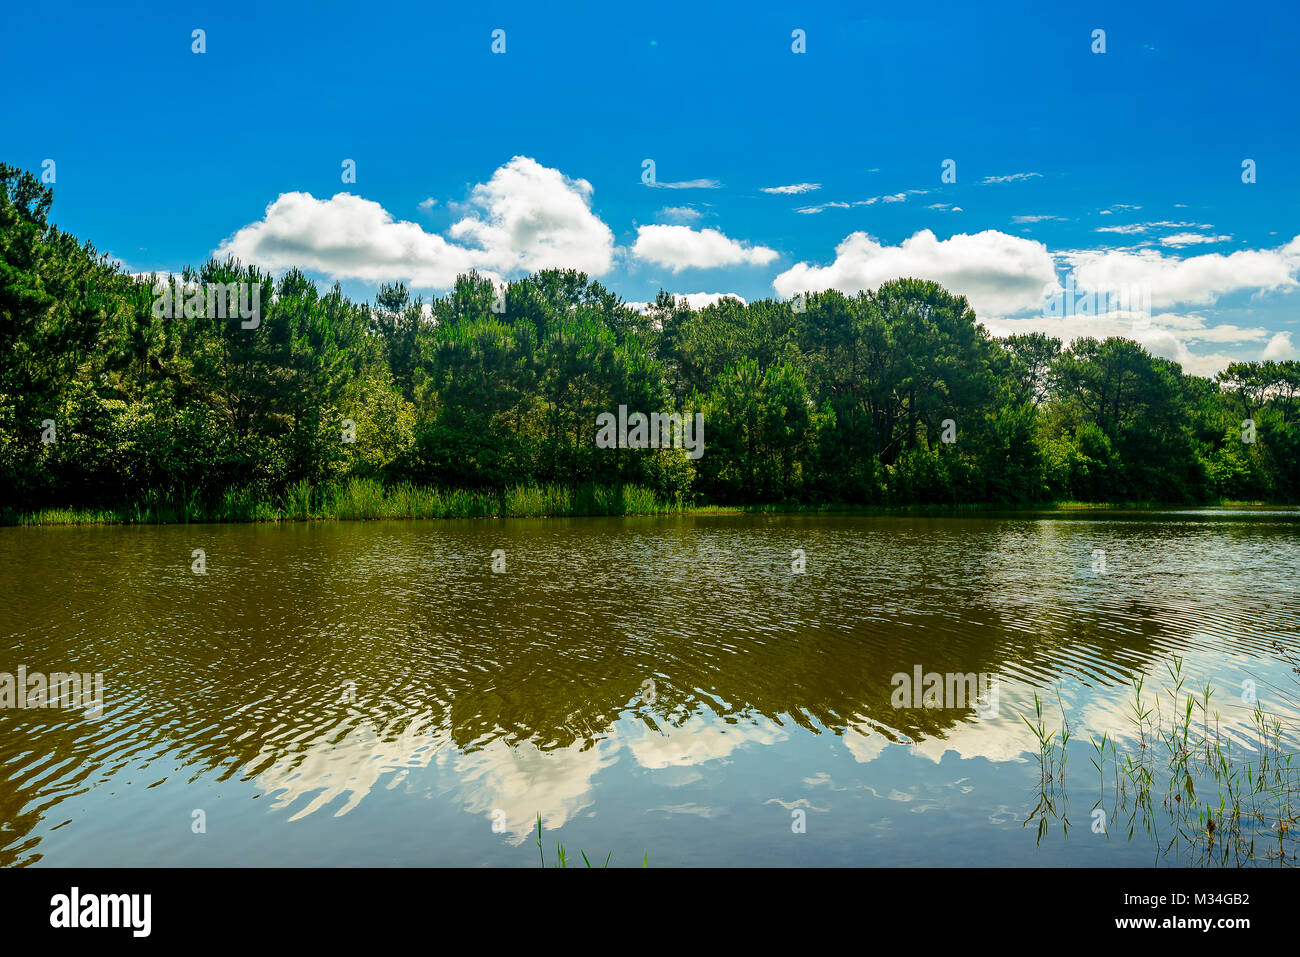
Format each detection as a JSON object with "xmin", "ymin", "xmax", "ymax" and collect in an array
[{"xmin": 2, "ymin": 162, "xmax": 1297, "ymax": 516}]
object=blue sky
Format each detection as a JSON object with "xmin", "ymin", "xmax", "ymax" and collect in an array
[{"xmin": 4, "ymin": 0, "xmax": 1298, "ymax": 375}]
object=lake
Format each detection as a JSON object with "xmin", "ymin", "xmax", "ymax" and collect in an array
[{"xmin": 3, "ymin": 509, "xmax": 1298, "ymax": 867}]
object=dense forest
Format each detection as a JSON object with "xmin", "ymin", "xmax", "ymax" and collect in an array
[{"xmin": 2, "ymin": 163, "xmax": 1297, "ymax": 521}]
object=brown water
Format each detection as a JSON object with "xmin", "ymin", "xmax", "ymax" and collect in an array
[{"xmin": 2, "ymin": 509, "xmax": 1298, "ymax": 866}]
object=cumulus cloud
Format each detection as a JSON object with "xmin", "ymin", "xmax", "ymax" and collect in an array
[
  {"xmin": 761, "ymin": 183, "xmax": 820, "ymax": 195},
  {"xmin": 984, "ymin": 310, "xmax": 1262, "ymax": 376},
  {"xmin": 631, "ymin": 225, "xmax": 778, "ymax": 272},
  {"xmin": 779, "ymin": 223, "xmax": 1297, "ymax": 377},
  {"xmin": 624, "ymin": 292, "xmax": 746, "ymax": 313},
  {"xmin": 773, "ymin": 229, "xmax": 1057, "ymax": 316},
  {"xmin": 451, "ymin": 736, "xmax": 619, "ymax": 843},
  {"xmin": 446, "ymin": 157, "xmax": 615, "ymax": 274},
  {"xmin": 1263, "ymin": 331, "xmax": 1297, "ymax": 360},
  {"xmin": 624, "ymin": 715, "xmax": 786, "ymax": 769},
  {"xmin": 1066, "ymin": 237, "xmax": 1300, "ymax": 310},
  {"xmin": 771, "ymin": 224, "xmax": 1300, "ymax": 349},
  {"xmin": 1134, "ymin": 325, "xmax": 1202, "ymax": 368},
  {"xmin": 1118, "ymin": 320, "xmax": 1240, "ymax": 377},
  {"xmin": 672, "ymin": 292, "xmax": 746, "ymax": 310},
  {"xmin": 215, "ymin": 156, "xmax": 615, "ymax": 289}
]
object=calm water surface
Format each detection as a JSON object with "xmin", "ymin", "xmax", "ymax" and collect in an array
[{"xmin": 3, "ymin": 510, "xmax": 1299, "ymax": 866}]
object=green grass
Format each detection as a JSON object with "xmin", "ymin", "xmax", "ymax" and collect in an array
[
  {"xmin": 11, "ymin": 506, "xmax": 121, "ymax": 526},
  {"xmin": 5, "ymin": 485, "xmax": 1296, "ymax": 527},
  {"xmin": 2, "ymin": 479, "xmax": 690, "ymax": 525},
  {"xmin": 1025, "ymin": 657, "xmax": 1300, "ymax": 865},
  {"xmin": 534, "ymin": 813, "xmax": 644, "ymax": 868},
  {"xmin": 1052, "ymin": 499, "xmax": 1280, "ymax": 510}
]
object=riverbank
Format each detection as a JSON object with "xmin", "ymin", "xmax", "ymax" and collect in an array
[
  {"xmin": 3, "ymin": 479, "xmax": 677, "ymax": 526},
  {"xmin": 1, "ymin": 478, "xmax": 1291, "ymax": 526}
]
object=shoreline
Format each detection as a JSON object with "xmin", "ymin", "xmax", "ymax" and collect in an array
[{"xmin": 4, "ymin": 486, "xmax": 1293, "ymax": 528}]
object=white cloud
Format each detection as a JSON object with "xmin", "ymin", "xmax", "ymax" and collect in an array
[
  {"xmin": 779, "ymin": 225, "xmax": 1297, "ymax": 377},
  {"xmin": 132, "ymin": 269, "xmax": 180, "ymax": 285},
  {"xmin": 645, "ymin": 178, "xmax": 721, "ymax": 189},
  {"xmin": 624, "ymin": 292, "xmax": 747, "ymax": 313},
  {"xmin": 451, "ymin": 735, "xmax": 619, "ymax": 843},
  {"xmin": 1096, "ymin": 220, "xmax": 1214, "ymax": 235},
  {"xmin": 795, "ymin": 189, "xmax": 925, "ymax": 214},
  {"xmin": 1161, "ymin": 319, "xmax": 1269, "ymax": 343},
  {"xmin": 1136, "ymin": 326, "xmax": 1198, "ymax": 367},
  {"xmin": 983, "ymin": 320, "xmax": 1201, "ymax": 377},
  {"xmin": 1067, "ymin": 236, "xmax": 1300, "ymax": 310},
  {"xmin": 1128, "ymin": 323, "xmax": 1235, "ymax": 376},
  {"xmin": 1012, "ymin": 214, "xmax": 1064, "ymax": 224},
  {"xmin": 673, "ymin": 292, "xmax": 747, "ymax": 310},
  {"xmin": 219, "ymin": 191, "xmax": 475, "ymax": 287},
  {"xmin": 446, "ymin": 157, "xmax": 615, "ymax": 273},
  {"xmin": 982, "ymin": 311, "xmax": 1263, "ymax": 377},
  {"xmin": 796, "ymin": 202, "xmax": 850, "ymax": 214},
  {"xmin": 1263, "ymin": 331, "xmax": 1297, "ymax": 360},
  {"xmin": 773, "ymin": 229, "xmax": 1057, "ymax": 316},
  {"xmin": 631, "ymin": 225, "xmax": 778, "ymax": 272},
  {"xmin": 657, "ymin": 205, "xmax": 702, "ymax": 223},
  {"xmin": 418, "ymin": 197, "xmax": 436, "ymax": 211},
  {"xmin": 983, "ymin": 172, "xmax": 1043, "ymax": 184},
  {"xmin": 254, "ymin": 711, "xmax": 448, "ymax": 822},
  {"xmin": 761, "ymin": 183, "xmax": 820, "ymax": 195},
  {"xmin": 1160, "ymin": 233, "xmax": 1232, "ymax": 247},
  {"xmin": 215, "ymin": 156, "xmax": 615, "ymax": 289},
  {"xmin": 625, "ymin": 715, "xmax": 786, "ymax": 769}
]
